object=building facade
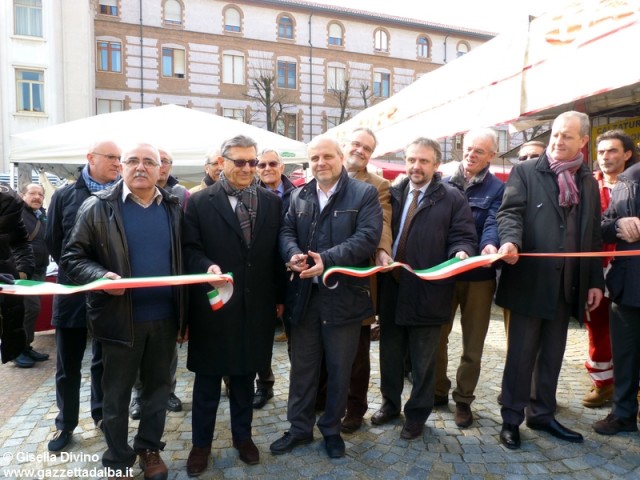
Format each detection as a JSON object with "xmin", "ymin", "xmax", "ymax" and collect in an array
[
  {"xmin": 93, "ymin": 0, "xmax": 493, "ymax": 142},
  {"xmin": 1, "ymin": 0, "xmax": 494, "ymax": 173}
]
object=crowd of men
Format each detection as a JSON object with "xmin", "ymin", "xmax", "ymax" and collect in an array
[{"xmin": 1, "ymin": 110, "xmax": 639, "ymax": 480}]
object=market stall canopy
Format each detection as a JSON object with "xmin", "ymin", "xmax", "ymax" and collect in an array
[
  {"xmin": 9, "ymin": 104, "xmax": 308, "ymax": 182},
  {"xmin": 326, "ymin": 0, "xmax": 640, "ymax": 156}
]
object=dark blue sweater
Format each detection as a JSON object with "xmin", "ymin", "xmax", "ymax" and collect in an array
[{"xmin": 122, "ymin": 198, "xmax": 174, "ymax": 322}]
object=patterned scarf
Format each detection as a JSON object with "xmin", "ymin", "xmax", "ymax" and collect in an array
[
  {"xmin": 546, "ymin": 148, "xmax": 583, "ymax": 207},
  {"xmin": 219, "ymin": 172, "xmax": 258, "ymax": 247},
  {"xmin": 81, "ymin": 165, "xmax": 120, "ymax": 193}
]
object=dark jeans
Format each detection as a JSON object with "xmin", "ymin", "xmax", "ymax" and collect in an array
[
  {"xmin": 101, "ymin": 319, "xmax": 177, "ymax": 471},
  {"xmin": 54, "ymin": 327, "xmax": 103, "ymax": 431}
]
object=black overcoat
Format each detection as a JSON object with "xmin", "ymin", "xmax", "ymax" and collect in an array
[{"xmin": 182, "ymin": 182, "xmax": 283, "ymax": 375}]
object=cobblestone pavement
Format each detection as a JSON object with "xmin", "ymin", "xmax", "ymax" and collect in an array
[{"xmin": 1, "ymin": 308, "xmax": 639, "ymax": 479}]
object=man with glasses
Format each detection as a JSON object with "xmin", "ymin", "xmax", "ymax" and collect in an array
[
  {"xmin": 183, "ymin": 135, "xmax": 283, "ymax": 474},
  {"xmin": 129, "ymin": 148, "xmax": 188, "ymax": 421},
  {"xmin": 435, "ymin": 128, "xmax": 504, "ymax": 428},
  {"xmin": 189, "ymin": 149, "xmax": 221, "ymax": 193},
  {"xmin": 61, "ymin": 143, "xmax": 184, "ymax": 480},
  {"xmin": 251, "ymin": 149, "xmax": 297, "ymax": 410},
  {"xmin": 338, "ymin": 128, "xmax": 392, "ymax": 434},
  {"xmin": 45, "ymin": 140, "xmax": 121, "ymax": 452},
  {"xmin": 517, "ymin": 141, "xmax": 546, "ymax": 162}
]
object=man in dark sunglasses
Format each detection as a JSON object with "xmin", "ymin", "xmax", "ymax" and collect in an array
[
  {"xmin": 517, "ymin": 140, "xmax": 546, "ymax": 162},
  {"xmin": 252, "ymin": 148, "xmax": 298, "ymax": 410}
]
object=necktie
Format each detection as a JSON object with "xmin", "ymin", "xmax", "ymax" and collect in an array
[
  {"xmin": 395, "ymin": 189, "xmax": 420, "ymax": 263},
  {"xmin": 270, "ymin": 188, "xmax": 281, "ymax": 197}
]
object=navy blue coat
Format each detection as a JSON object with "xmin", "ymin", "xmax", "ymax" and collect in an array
[
  {"xmin": 280, "ymin": 168, "xmax": 382, "ymax": 326},
  {"xmin": 387, "ymin": 174, "xmax": 477, "ymax": 326}
]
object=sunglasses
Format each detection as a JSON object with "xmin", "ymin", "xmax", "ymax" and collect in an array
[
  {"xmin": 223, "ymin": 155, "xmax": 259, "ymax": 168},
  {"xmin": 518, "ymin": 153, "xmax": 540, "ymax": 162},
  {"xmin": 256, "ymin": 161, "xmax": 280, "ymax": 169}
]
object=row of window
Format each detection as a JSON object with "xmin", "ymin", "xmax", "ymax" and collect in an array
[
  {"xmin": 94, "ymin": 1, "xmax": 470, "ymax": 59},
  {"xmin": 97, "ymin": 40, "xmax": 393, "ymax": 98}
]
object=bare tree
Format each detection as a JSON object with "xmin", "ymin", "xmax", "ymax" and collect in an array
[
  {"xmin": 245, "ymin": 59, "xmax": 296, "ymax": 132},
  {"xmin": 327, "ymin": 77, "xmax": 353, "ymax": 124},
  {"xmin": 521, "ymin": 124, "xmax": 549, "ymax": 142},
  {"xmin": 358, "ymin": 82, "xmax": 376, "ymax": 109}
]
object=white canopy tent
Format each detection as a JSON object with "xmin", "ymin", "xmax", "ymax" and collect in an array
[
  {"xmin": 9, "ymin": 104, "xmax": 308, "ymax": 183},
  {"xmin": 327, "ymin": 0, "xmax": 640, "ymax": 156}
]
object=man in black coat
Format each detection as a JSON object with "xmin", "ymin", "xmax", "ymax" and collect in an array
[
  {"xmin": 0, "ymin": 184, "xmax": 34, "ymax": 365},
  {"xmin": 594, "ymin": 161, "xmax": 640, "ymax": 435},
  {"xmin": 371, "ymin": 137, "xmax": 477, "ymax": 441},
  {"xmin": 44, "ymin": 140, "xmax": 121, "ymax": 452},
  {"xmin": 15, "ymin": 183, "xmax": 50, "ymax": 368},
  {"xmin": 270, "ymin": 135, "xmax": 382, "ymax": 459},
  {"xmin": 61, "ymin": 143, "xmax": 183, "ymax": 480},
  {"xmin": 183, "ymin": 135, "xmax": 283, "ymax": 475},
  {"xmin": 496, "ymin": 111, "xmax": 604, "ymax": 449}
]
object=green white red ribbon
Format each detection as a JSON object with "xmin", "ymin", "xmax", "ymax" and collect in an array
[
  {"xmin": 207, "ymin": 273, "xmax": 234, "ymax": 311},
  {"xmin": 322, "ymin": 250, "xmax": 640, "ymax": 287},
  {"xmin": 0, "ymin": 273, "xmax": 234, "ymax": 311}
]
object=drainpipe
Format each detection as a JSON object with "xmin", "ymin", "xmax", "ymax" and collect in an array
[
  {"xmin": 443, "ymin": 34, "xmax": 450, "ymax": 64},
  {"xmin": 308, "ymin": 13, "xmax": 313, "ymax": 139},
  {"xmin": 139, "ymin": 0, "xmax": 144, "ymax": 107}
]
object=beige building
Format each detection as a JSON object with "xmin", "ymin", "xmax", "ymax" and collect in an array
[
  {"xmin": 1, "ymin": 0, "xmax": 494, "ymax": 175},
  {"xmin": 94, "ymin": 0, "xmax": 493, "ymax": 143}
]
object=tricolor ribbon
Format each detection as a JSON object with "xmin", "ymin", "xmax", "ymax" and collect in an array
[
  {"xmin": 207, "ymin": 273, "xmax": 234, "ymax": 311},
  {"xmin": 322, "ymin": 250, "xmax": 640, "ymax": 287},
  {"xmin": 0, "ymin": 273, "xmax": 235, "ymax": 311}
]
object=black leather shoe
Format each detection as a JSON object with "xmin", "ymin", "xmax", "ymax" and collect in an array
[
  {"xmin": 252, "ymin": 387, "xmax": 274, "ymax": 409},
  {"xmin": 25, "ymin": 347, "xmax": 49, "ymax": 361},
  {"xmin": 324, "ymin": 434, "xmax": 345, "ymax": 458},
  {"xmin": 500, "ymin": 423, "xmax": 521, "ymax": 449},
  {"xmin": 13, "ymin": 352, "xmax": 35, "ymax": 368},
  {"xmin": 370, "ymin": 409, "xmax": 400, "ymax": 425},
  {"xmin": 48, "ymin": 430, "xmax": 72, "ymax": 452},
  {"xmin": 129, "ymin": 397, "xmax": 141, "ymax": 420},
  {"xmin": 270, "ymin": 431, "xmax": 314, "ymax": 455},
  {"xmin": 526, "ymin": 418, "xmax": 583, "ymax": 443},
  {"xmin": 167, "ymin": 392, "xmax": 183, "ymax": 412}
]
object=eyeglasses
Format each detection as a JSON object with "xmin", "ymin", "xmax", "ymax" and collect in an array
[
  {"xmin": 256, "ymin": 161, "xmax": 280, "ymax": 169},
  {"xmin": 223, "ymin": 155, "xmax": 259, "ymax": 168},
  {"xmin": 160, "ymin": 158, "xmax": 173, "ymax": 166},
  {"xmin": 92, "ymin": 152, "xmax": 121, "ymax": 162},
  {"xmin": 350, "ymin": 141, "xmax": 374, "ymax": 154},
  {"xmin": 518, "ymin": 153, "xmax": 540, "ymax": 162},
  {"xmin": 122, "ymin": 158, "xmax": 160, "ymax": 168}
]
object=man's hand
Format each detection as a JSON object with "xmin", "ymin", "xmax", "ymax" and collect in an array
[
  {"xmin": 497, "ymin": 242, "xmax": 519, "ymax": 265},
  {"xmin": 207, "ymin": 264, "xmax": 228, "ymax": 288},
  {"xmin": 615, "ymin": 217, "xmax": 640, "ymax": 243},
  {"xmin": 454, "ymin": 251, "xmax": 469, "ymax": 260},
  {"xmin": 375, "ymin": 249, "xmax": 394, "ymax": 269},
  {"xmin": 276, "ymin": 304, "xmax": 284, "ymax": 318},
  {"xmin": 587, "ymin": 288, "xmax": 603, "ymax": 312},
  {"xmin": 481, "ymin": 245, "xmax": 498, "ymax": 255},
  {"xmin": 103, "ymin": 271, "xmax": 124, "ymax": 296},
  {"xmin": 287, "ymin": 253, "xmax": 309, "ymax": 273},
  {"xmin": 299, "ymin": 251, "xmax": 324, "ymax": 279},
  {"xmin": 177, "ymin": 327, "xmax": 189, "ymax": 344}
]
